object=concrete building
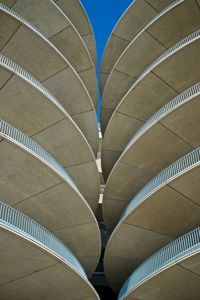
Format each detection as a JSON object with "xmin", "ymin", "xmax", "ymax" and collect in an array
[
  {"xmin": 100, "ymin": 0, "xmax": 200, "ymax": 299},
  {"xmin": 0, "ymin": 1, "xmax": 101, "ymax": 299},
  {"xmin": 1, "ymin": 0, "xmax": 200, "ymax": 299},
  {"xmin": 0, "ymin": 201, "xmax": 100, "ymax": 300},
  {"xmin": 100, "ymin": 0, "xmax": 200, "ymax": 300}
]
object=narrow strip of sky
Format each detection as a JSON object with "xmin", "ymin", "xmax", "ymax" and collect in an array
[
  {"xmin": 81, "ymin": 0, "xmax": 133, "ymax": 73},
  {"xmin": 81, "ymin": 0, "xmax": 133, "ymax": 120}
]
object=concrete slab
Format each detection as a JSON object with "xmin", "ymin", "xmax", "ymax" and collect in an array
[
  {"xmin": 180, "ymin": 252, "xmax": 200, "ymax": 275},
  {"xmin": 101, "ymin": 70, "xmax": 135, "ymax": 133},
  {"xmin": 1, "ymin": 0, "xmax": 16, "ymax": 5},
  {"xmin": 0, "ymin": 264, "xmax": 99, "ymax": 300},
  {"xmin": 1, "ymin": 0, "xmax": 98, "ymax": 106},
  {"xmin": 72, "ymin": 111, "xmax": 99, "ymax": 155},
  {"xmin": 101, "ymin": 35, "xmax": 164, "ymax": 132},
  {"xmin": 0, "ymin": 56, "xmax": 99, "ymax": 213},
  {"xmin": 42, "ymin": 68, "xmax": 98, "ymax": 153},
  {"xmin": 32, "ymin": 118, "xmax": 99, "ymax": 211},
  {"xmin": 0, "ymin": 120, "xmax": 101, "ymax": 276},
  {"xmin": 6, "ymin": 0, "xmax": 71, "ymax": 37},
  {"xmin": 0, "ymin": 229, "xmax": 56, "ymax": 286},
  {"xmin": 105, "ymin": 224, "xmax": 172, "ymax": 292},
  {"xmin": 118, "ymin": 228, "xmax": 200, "ymax": 300},
  {"xmin": 103, "ymin": 164, "xmax": 155, "ymax": 230},
  {"xmin": 145, "ymin": 0, "xmax": 179, "ymax": 11},
  {"xmin": 103, "ymin": 198, "xmax": 129, "ymax": 231},
  {"xmin": 100, "ymin": 36, "xmax": 130, "ymax": 90},
  {"xmin": 76, "ymin": 68, "xmax": 97, "ymax": 108},
  {"xmin": 103, "ymin": 83, "xmax": 200, "ymax": 229},
  {"xmin": 3, "ymin": 0, "xmax": 97, "ymax": 68},
  {"xmin": 160, "ymin": 98, "xmax": 200, "ymax": 149},
  {"xmin": 99, "ymin": 72, "xmax": 110, "ymax": 95},
  {"xmin": 101, "ymin": 0, "xmax": 200, "ymax": 131},
  {"xmin": 54, "ymin": 222, "xmax": 101, "ymax": 273},
  {"xmin": 15, "ymin": 182, "xmax": 100, "ymax": 275},
  {"xmin": 54, "ymin": 0, "xmax": 97, "ymax": 67},
  {"xmin": 0, "ymin": 8, "xmax": 21, "ymax": 49},
  {"xmin": 122, "ymin": 263, "xmax": 200, "ymax": 300},
  {"xmin": 0, "ymin": 7, "xmax": 98, "ymax": 151},
  {"xmin": 104, "ymin": 147, "xmax": 200, "ymax": 291},
  {"xmin": 102, "ymin": 112, "xmax": 143, "ymax": 179},
  {"xmin": 0, "ymin": 65, "xmax": 12, "ymax": 87},
  {"xmin": 102, "ymin": 30, "xmax": 200, "ymax": 178},
  {"xmin": 100, "ymin": 0, "xmax": 175, "ymax": 92},
  {"xmin": 65, "ymin": 161, "xmax": 99, "ymax": 209},
  {"xmin": 81, "ymin": 33, "xmax": 97, "ymax": 70},
  {"xmin": 0, "ymin": 203, "xmax": 99, "ymax": 299}
]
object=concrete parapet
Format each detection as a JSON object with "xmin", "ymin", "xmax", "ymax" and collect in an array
[
  {"xmin": 104, "ymin": 147, "xmax": 200, "ymax": 291},
  {"xmin": 0, "ymin": 119, "xmax": 101, "ymax": 276},
  {"xmin": 0, "ymin": 201, "xmax": 100, "ymax": 300}
]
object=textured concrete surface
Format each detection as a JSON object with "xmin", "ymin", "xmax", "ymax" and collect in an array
[
  {"xmin": 0, "ymin": 137, "xmax": 101, "ymax": 276},
  {"xmin": 53, "ymin": 0, "xmax": 97, "ymax": 68},
  {"xmin": 104, "ymin": 155, "xmax": 200, "ymax": 291},
  {"xmin": 1, "ymin": 0, "xmax": 98, "ymax": 107},
  {"xmin": 103, "ymin": 89, "xmax": 200, "ymax": 230},
  {"xmin": 122, "ymin": 254, "xmax": 200, "ymax": 300},
  {"xmin": 0, "ymin": 62, "xmax": 100, "ymax": 213},
  {"xmin": 100, "ymin": 0, "xmax": 175, "ymax": 93},
  {"xmin": 102, "ymin": 32, "xmax": 200, "ymax": 179},
  {"xmin": 0, "ymin": 228, "xmax": 100, "ymax": 299},
  {"xmin": 0, "ymin": 8, "xmax": 98, "ymax": 153},
  {"xmin": 101, "ymin": 0, "xmax": 200, "ymax": 132}
]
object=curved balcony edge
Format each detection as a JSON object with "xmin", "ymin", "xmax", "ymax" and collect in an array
[
  {"xmin": 0, "ymin": 3, "xmax": 95, "ymax": 110},
  {"xmin": 118, "ymin": 226, "xmax": 200, "ymax": 299},
  {"xmin": 120, "ymin": 146, "xmax": 200, "ymax": 222},
  {"xmin": 0, "ymin": 54, "xmax": 96, "ymax": 158},
  {"xmin": 0, "ymin": 119, "xmax": 78, "ymax": 192},
  {"xmin": 110, "ymin": 29, "xmax": 200, "ymax": 126},
  {"xmin": 125, "ymin": 82, "xmax": 200, "ymax": 152},
  {"xmin": 0, "ymin": 200, "xmax": 86, "ymax": 279},
  {"xmin": 103, "ymin": 0, "xmax": 183, "ymax": 97}
]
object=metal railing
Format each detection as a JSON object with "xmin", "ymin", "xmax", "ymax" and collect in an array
[
  {"xmin": 119, "ymin": 226, "xmax": 200, "ymax": 299},
  {"xmin": 0, "ymin": 3, "xmax": 48, "ymax": 40},
  {"xmin": 0, "ymin": 3, "xmax": 70, "ymax": 67},
  {"xmin": 0, "ymin": 3, "xmax": 94, "ymax": 108},
  {"xmin": 121, "ymin": 146, "xmax": 200, "ymax": 220},
  {"xmin": 136, "ymin": 30, "xmax": 200, "ymax": 89},
  {"xmin": 125, "ymin": 82, "xmax": 200, "ymax": 151},
  {"xmin": 0, "ymin": 201, "xmax": 86, "ymax": 279},
  {"xmin": 0, "ymin": 119, "xmax": 78, "ymax": 192},
  {"xmin": 0, "ymin": 54, "xmax": 67, "ymax": 116},
  {"xmin": 120, "ymin": 29, "xmax": 200, "ymax": 108},
  {"xmin": 113, "ymin": 0, "xmax": 183, "ymax": 73}
]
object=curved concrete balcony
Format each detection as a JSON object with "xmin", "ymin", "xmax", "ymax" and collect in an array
[
  {"xmin": 53, "ymin": 0, "xmax": 97, "ymax": 68},
  {"xmin": 102, "ymin": 29, "xmax": 200, "ymax": 179},
  {"xmin": 118, "ymin": 227, "xmax": 200, "ymax": 300},
  {"xmin": 0, "ymin": 119, "xmax": 101, "ymax": 276},
  {"xmin": 104, "ymin": 147, "xmax": 200, "ymax": 291},
  {"xmin": 101, "ymin": 0, "xmax": 200, "ymax": 133},
  {"xmin": 103, "ymin": 82, "xmax": 200, "ymax": 231},
  {"xmin": 0, "ymin": 54, "xmax": 99, "ymax": 213},
  {"xmin": 0, "ymin": 4, "xmax": 98, "ymax": 153},
  {"xmin": 100, "ymin": 0, "xmax": 175, "ymax": 93},
  {"xmin": 1, "ymin": 0, "xmax": 98, "ymax": 107},
  {"xmin": 0, "ymin": 201, "xmax": 100, "ymax": 300}
]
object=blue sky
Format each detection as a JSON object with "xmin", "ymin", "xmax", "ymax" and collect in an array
[
  {"xmin": 81, "ymin": 0, "xmax": 133, "ymax": 72},
  {"xmin": 81, "ymin": 0, "xmax": 133, "ymax": 119}
]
